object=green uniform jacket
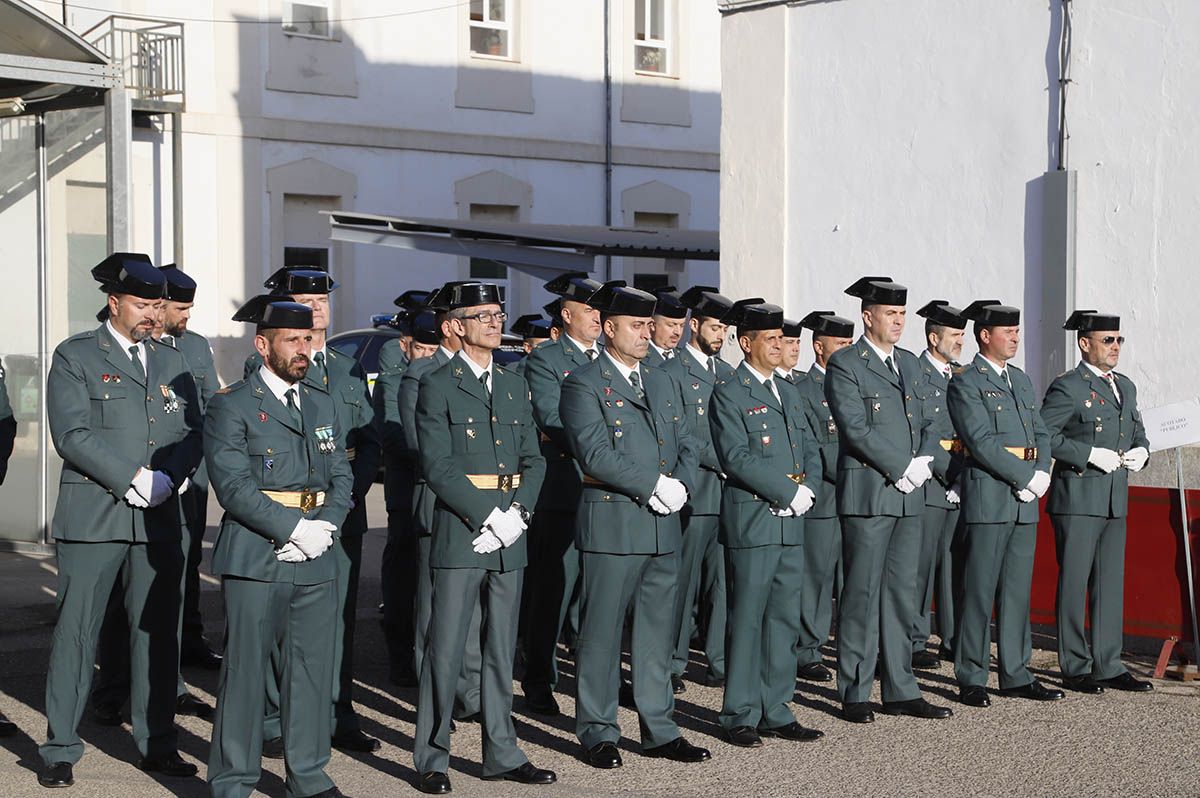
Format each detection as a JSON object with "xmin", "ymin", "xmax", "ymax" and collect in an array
[
  {"xmin": 710, "ymin": 363, "xmax": 822, "ymax": 547},
  {"xmin": 824, "ymin": 337, "xmax": 928, "ymax": 518},
  {"xmin": 1040, "ymin": 363, "xmax": 1149, "ymax": 518},
  {"xmin": 47, "ymin": 325, "xmax": 203, "ymax": 543},
  {"xmin": 560, "ymin": 354, "xmax": 698, "ymax": 555},
  {"xmin": 642, "ymin": 346, "xmax": 667, "ymax": 369},
  {"xmin": 912, "ymin": 356, "xmax": 962, "ymax": 510},
  {"xmin": 205, "ymin": 369, "xmax": 353, "ymax": 584},
  {"xmin": 523, "ymin": 336, "xmax": 591, "ymax": 513},
  {"xmin": 170, "ymin": 329, "xmax": 218, "ymax": 490},
  {"xmin": 794, "ymin": 368, "xmax": 839, "ymax": 520},
  {"xmin": 663, "ymin": 348, "xmax": 734, "ymax": 516},
  {"xmin": 402, "ymin": 349, "xmax": 451, "ymax": 536},
  {"xmin": 946, "ymin": 354, "xmax": 1052, "ymax": 525},
  {"xmin": 0, "ymin": 359, "xmax": 16, "ymax": 486},
  {"xmin": 372, "ymin": 338, "xmax": 409, "ymax": 511},
  {"xmin": 415, "ymin": 352, "xmax": 546, "ymax": 572}
]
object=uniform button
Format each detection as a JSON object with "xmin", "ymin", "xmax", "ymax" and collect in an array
[
  {"xmin": 658, "ymin": 439, "xmax": 665, "ymax": 446},
  {"xmin": 267, "ymin": 448, "xmax": 273, "ymax": 454},
  {"xmin": 149, "ymin": 417, "xmax": 156, "ymax": 423},
  {"xmin": 148, "ymin": 440, "xmax": 155, "ymax": 446},
  {"xmin": 496, "ymin": 439, "xmax": 503, "ymax": 445},
  {"xmin": 603, "ymin": 495, "xmax": 610, "ymax": 501},
  {"xmin": 146, "ymin": 396, "xmax": 152, "ymax": 402},
  {"xmin": 492, "ymin": 416, "xmax": 498, "ymax": 422},
  {"xmin": 310, "ymin": 468, "xmax": 315, "ymax": 473},
  {"xmin": 660, "ymin": 459, "xmax": 667, "ymax": 467},
  {"xmin": 104, "ymin": 393, "xmax": 110, "ymax": 399},
  {"xmin": 792, "ymin": 443, "xmax": 796, "ymax": 448}
]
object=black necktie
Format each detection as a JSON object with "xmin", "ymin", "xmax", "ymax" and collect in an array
[
  {"xmin": 708, "ymin": 356, "xmax": 717, "ymax": 378},
  {"xmin": 585, "ymin": 349, "xmax": 597, "ymax": 362},
  {"xmin": 1001, "ymin": 369, "xmax": 1014, "ymax": 393},
  {"xmin": 665, "ymin": 349, "xmax": 674, "ymax": 360},
  {"xmin": 313, "ymin": 351, "xmax": 327, "ymax": 385},
  {"xmin": 629, "ymin": 370, "xmax": 645, "ymax": 401},
  {"xmin": 479, "ymin": 370, "xmax": 490, "ymax": 395},
  {"xmin": 1103, "ymin": 372, "xmax": 1121, "ymax": 406},
  {"xmin": 885, "ymin": 355, "xmax": 905, "ymax": 392},
  {"xmin": 284, "ymin": 387, "xmax": 303, "ymax": 429},
  {"xmin": 764, "ymin": 376, "xmax": 780, "ymax": 406},
  {"xmin": 128, "ymin": 345, "xmax": 145, "ymax": 382}
]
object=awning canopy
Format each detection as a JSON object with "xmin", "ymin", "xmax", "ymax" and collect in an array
[
  {"xmin": 325, "ymin": 211, "xmax": 719, "ymax": 280},
  {"xmin": 0, "ymin": 0, "xmax": 117, "ymax": 112}
]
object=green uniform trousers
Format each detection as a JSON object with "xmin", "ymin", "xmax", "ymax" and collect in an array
[
  {"xmin": 208, "ymin": 577, "xmax": 335, "ymax": 798},
  {"xmin": 721, "ymin": 543, "xmax": 805, "ymax": 730},
  {"xmin": 41, "ymin": 540, "xmax": 181, "ymax": 766},
  {"xmin": 414, "ymin": 534, "xmax": 482, "ymax": 717},
  {"xmin": 575, "ymin": 551, "xmax": 680, "ymax": 750},
  {"xmin": 180, "ymin": 484, "xmax": 210, "ymax": 650},
  {"xmin": 521, "ymin": 510, "xmax": 581, "ymax": 691},
  {"xmin": 912, "ymin": 505, "xmax": 960, "ymax": 654},
  {"xmin": 796, "ymin": 516, "xmax": 841, "ymax": 667},
  {"xmin": 670, "ymin": 512, "xmax": 726, "ymax": 681},
  {"xmin": 837, "ymin": 515, "xmax": 922, "ymax": 704},
  {"xmin": 413, "ymin": 567, "xmax": 526, "ymax": 777},
  {"xmin": 1051, "ymin": 514, "xmax": 1129, "ymax": 680},
  {"xmin": 380, "ymin": 466, "xmax": 417, "ymax": 674},
  {"xmin": 954, "ymin": 521, "xmax": 1036, "ymax": 689}
]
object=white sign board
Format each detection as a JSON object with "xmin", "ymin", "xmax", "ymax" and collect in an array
[{"xmin": 1141, "ymin": 398, "xmax": 1200, "ymax": 452}]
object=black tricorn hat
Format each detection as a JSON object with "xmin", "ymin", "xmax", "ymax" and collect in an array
[
  {"xmin": 510, "ymin": 314, "xmax": 552, "ymax": 339},
  {"xmin": 963, "ymin": 300, "xmax": 1020, "ymax": 327},
  {"xmin": 387, "ymin": 310, "xmax": 413, "ymax": 335},
  {"xmin": 542, "ymin": 299, "xmax": 564, "ymax": 327},
  {"xmin": 264, "ymin": 266, "xmax": 338, "ymax": 295},
  {"xmin": 728, "ymin": 298, "xmax": 783, "ymax": 332},
  {"xmin": 425, "ymin": 281, "xmax": 474, "ymax": 312},
  {"xmin": 160, "ymin": 265, "xmax": 197, "ymax": 303},
  {"xmin": 544, "ymin": 272, "xmax": 603, "ymax": 304},
  {"xmin": 232, "ymin": 294, "xmax": 314, "ymax": 329},
  {"xmin": 92, "ymin": 252, "xmax": 166, "ymax": 299},
  {"xmin": 652, "ymin": 286, "xmax": 688, "ymax": 319},
  {"xmin": 441, "ymin": 281, "xmax": 503, "ymax": 311},
  {"xmin": 393, "ymin": 289, "xmax": 431, "ymax": 310},
  {"xmin": 588, "ymin": 280, "xmax": 657, "ymax": 317},
  {"xmin": 1064, "ymin": 310, "xmax": 1120, "ymax": 332},
  {"xmin": 679, "ymin": 285, "xmax": 732, "ymax": 321},
  {"xmin": 916, "ymin": 300, "xmax": 968, "ymax": 330},
  {"xmin": 96, "ymin": 305, "xmax": 111, "ymax": 323},
  {"xmin": 782, "ymin": 318, "xmax": 804, "ymax": 338},
  {"xmin": 799, "ymin": 310, "xmax": 855, "ymax": 338},
  {"xmin": 411, "ymin": 310, "xmax": 441, "ymax": 345},
  {"xmin": 845, "ymin": 276, "xmax": 908, "ymax": 306}
]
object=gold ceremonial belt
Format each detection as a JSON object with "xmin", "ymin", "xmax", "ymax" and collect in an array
[
  {"xmin": 466, "ymin": 473, "xmax": 522, "ymax": 491},
  {"xmin": 262, "ymin": 489, "xmax": 326, "ymax": 512},
  {"xmin": 581, "ymin": 475, "xmax": 610, "ymax": 488},
  {"xmin": 939, "ymin": 439, "xmax": 965, "ymax": 454},
  {"xmin": 787, "ymin": 473, "xmax": 807, "ymax": 485},
  {"xmin": 345, "ymin": 447, "xmax": 356, "ymax": 462}
]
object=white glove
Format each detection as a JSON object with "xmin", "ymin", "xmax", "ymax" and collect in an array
[
  {"xmin": 901, "ymin": 456, "xmax": 935, "ymax": 489},
  {"xmin": 1027, "ymin": 470, "xmax": 1051, "ymax": 498},
  {"xmin": 1016, "ymin": 488, "xmax": 1037, "ymax": 503},
  {"xmin": 123, "ymin": 486, "xmax": 150, "ymax": 509},
  {"xmin": 177, "ymin": 477, "xmax": 190, "ymax": 496},
  {"xmin": 789, "ymin": 485, "xmax": 816, "ymax": 516},
  {"xmin": 648, "ymin": 495, "xmax": 672, "ymax": 515},
  {"xmin": 1122, "ymin": 446, "xmax": 1149, "ymax": 473},
  {"xmin": 472, "ymin": 529, "xmax": 503, "ymax": 554},
  {"xmin": 654, "ymin": 475, "xmax": 688, "ymax": 513},
  {"xmin": 275, "ymin": 542, "xmax": 306, "ymax": 563},
  {"xmin": 289, "ymin": 518, "xmax": 336, "ymax": 559},
  {"xmin": 946, "ymin": 482, "xmax": 961, "ymax": 505},
  {"xmin": 147, "ymin": 470, "xmax": 175, "ymax": 507},
  {"xmin": 483, "ymin": 506, "xmax": 525, "ymax": 548},
  {"xmin": 894, "ymin": 476, "xmax": 916, "ymax": 495},
  {"xmin": 130, "ymin": 467, "xmax": 155, "ymax": 504},
  {"xmin": 769, "ymin": 505, "xmax": 795, "ymax": 517},
  {"xmin": 1088, "ymin": 447, "xmax": 1123, "ymax": 474}
]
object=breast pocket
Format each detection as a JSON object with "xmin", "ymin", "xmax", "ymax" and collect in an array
[
  {"xmin": 248, "ymin": 441, "xmax": 289, "ymax": 486},
  {"xmin": 446, "ymin": 407, "xmax": 490, "ymax": 454},
  {"xmin": 862, "ymin": 395, "xmax": 891, "ymax": 426},
  {"xmin": 88, "ymin": 385, "xmax": 129, "ymax": 429}
]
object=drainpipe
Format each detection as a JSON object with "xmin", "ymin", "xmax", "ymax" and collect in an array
[{"xmin": 603, "ymin": 0, "xmax": 613, "ymax": 281}]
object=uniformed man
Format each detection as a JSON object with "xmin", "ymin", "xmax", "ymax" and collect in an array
[
  {"xmin": 542, "ymin": 300, "xmax": 564, "ymax": 342},
  {"xmin": 38, "ymin": 253, "xmax": 203, "ymax": 788},
  {"xmin": 777, "ymin": 318, "xmax": 804, "ymax": 382},
  {"xmin": 205, "ymin": 295, "xmax": 351, "ymax": 798},
  {"xmin": 412, "ymin": 282, "xmax": 554, "ymax": 795},
  {"xmin": 520, "ymin": 272, "xmax": 602, "ymax": 716},
  {"xmin": 376, "ymin": 289, "xmax": 432, "ymax": 687},
  {"xmin": 910, "ymin": 300, "xmax": 968, "ymax": 667},
  {"xmin": 511, "ymin": 314, "xmax": 554, "ymax": 356},
  {"xmin": 711, "ymin": 299, "xmax": 824, "ymax": 748},
  {"xmin": 664, "ymin": 286, "xmax": 734, "ymax": 692},
  {"xmin": 644, "ymin": 286, "xmax": 687, "ymax": 368},
  {"xmin": 1041, "ymin": 311, "xmax": 1153, "ymax": 694},
  {"xmin": 249, "ymin": 266, "xmax": 381, "ymax": 753},
  {"xmin": 793, "ymin": 311, "xmax": 855, "ymax": 683},
  {"xmin": 948, "ymin": 300, "xmax": 1062, "ymax": 707},
  {"xmin": 561, "ymin": 280, "xmax": 710, "ymax": 769},
  {"xmin": 0, "ymin": 354, "xmax": 18, "ymax": 737},
  {"xmin": 824, "ymin": 276, "xmax": 951, "ymax": 724},
  {"xmin": 403, "ymin": 288, "xmax": 483, "ymax": 720}
]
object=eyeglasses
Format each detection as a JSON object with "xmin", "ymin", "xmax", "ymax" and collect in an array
[
  {"xmin": 1097, "ymin": 336, "xmax": 1125, "ymax": 345},
  {"xmin": 461, "ymin": 310, "xmax": 508, "ymax": 325}
]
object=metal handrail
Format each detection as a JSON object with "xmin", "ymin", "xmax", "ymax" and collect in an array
[{"xmin": 83, "ymin": 15, "xmax": 186, "ymax": 106}]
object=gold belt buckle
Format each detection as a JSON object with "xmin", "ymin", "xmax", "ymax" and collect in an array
[
  {"xmin": 787, "ymin": 472, "xmax": 806, "ymax": 485},
  {"xmin": 1023, "ymin": 447, "xmax": 1036, "ymax": 462},
  {"xmin": 299, "ymin": 490, "xmax": 317, "ymax": 513},
  {"xmin": 498, "ymin": 474, "xmax": 513, "ymax": 492}
]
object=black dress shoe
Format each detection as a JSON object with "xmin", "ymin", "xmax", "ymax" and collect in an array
[
  {"xmin": 911, "ymin": 650, "xmax": 940, "ymax": 670},
  {"xmin": 671, "ymin": 674, "xmax": 687, "ymax": 695},
  {"xmin": 262, "ymin": 737, "xmax": 285, "ymax": 759},
  {"xmin": 176, "ymin": 693, "xmax": 214, "ymax": 720},
  {"xmin": 417, "ymin": 771, "xmax": 451, "ymax": 794},
  {"xmin": 524, "ymin": 686, "xmax": 561, "ymax": 716},
  {"xmin": 880, "ymin": 698, "xmax": 953, "ymax": 719},
  {"xmin": 0, "ymin": 711, "xmax": 17, "ymax": 737},
  {"xmin": 757, "ymin": 722, "xmax": 824, "ymax": 742},
  {"xmin": 137, "ymin": 753, "xmax": 199, "ymax": 777},
  {"xmin": 797, "ymin": 662, "xmax": 834, "ymax": 682},
  {"xmin": 585, "ymin": 741, "xmax": 622, "ymax": 769},
  {"xmin": 841, "ymin": 702, "xmax": 874, "ymax": 724},
  {"xmin": 997, "ymin": 680, "xmax": 1065, "ymax": 702},
  {"xmin": 38, "ymin": 762, "xmax": 73, "ymax": 788},
  {"xmin": 483, "ymin": 762, "xmax": 557, "ymax": 784},
  {"xmin": 1062, "ymin": 675, "xmax": 1104, "ymax": 694},
  {"xmin": 702, "ymin": 672, "xmax": 726, "ymax": 688},
  {"xmin": 642, "ymin": 736, "xmax": 711, "ymax": 763},
  {"xmin": 91, "ymin": 704, "xmax": 123, "ymax": 727},
  {"xmin": 938, "ymin": 647, "xmax": 954, "ymax": 661},
  {"xmin": 332, "ymin": 729, "xmax": 381, "ymax": 753},
  {"xmin": 958, "ymin": 686, "xmax": 991, "ymax": 707},
  {"xmin": 180, "ymin": 645, "xmax": 222, "ymax": 671},
  {"xmin": 724, "ymin": 725, "xmax": 763, "ymax": 748},
  {"xmin": 389, "ymin": 663, "xmax": 419, "ymax": 688},
  {"xmin": 1099, "ymin": 672, "xmax": 1153, "ymax": 692}
]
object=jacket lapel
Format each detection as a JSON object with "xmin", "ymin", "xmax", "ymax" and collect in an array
[
  {"xmin": 1078, "ymin": 362, "xmax": 1118, "ymax": 405},
  {"xmin": 98, "ymin": 326, "xmax": 147, "ymax": 386},
  {"xmin": 738, "ymin": 363, "xmax": 781, "ymax": 411},
  {"xmin": 597, "ymin": 356, "xmax": 648, "ymax": 411},
  {"xmin": 859, "ymin": 337, "xmax": 901, "ymax": 390},
  {"xmin": 683, "ymin": 348, "xmax": 715, "ymax": 388},
  {"xmin": 252, "ymin": 372, "xmax": 303, "ymax": 434},
  {"xmin": 451, "ymin": 354, "xmax": 491, "ymax": 407},
  {"xmin": 976, "ymin": 354, "xmax": 1012, "ymax": 395}
]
